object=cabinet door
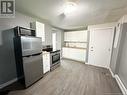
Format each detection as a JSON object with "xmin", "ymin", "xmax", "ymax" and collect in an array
[
  {"xmin": 64, "ymin": 31, "xmax": 87, "ymax": 42},
  {"xmin": 69, "ymin": 48, "xmax": 86, "ymax": 62},
  {"xmin": 36, "ymin": 21, "xmax": 45, "ymax": 42},
  {"xmin": 64, "ymin": 32, "xmax": 68, "ymax": 41},
  {"xmin": 43, "ymin": 53, "xmax": 50, "ymax": 74},
  {"xmin": 62, "ymin": 47, "xmax": 86, "ymax": 62},
  {"xmin": 43, "ymin": 54, "xmax": 47, "ymax": 73},
  {"xmin": 76, "ymin": 31, "xmax": 88, "ymax": 42},
  {"xmin": 45, "ymin": 53, "xmax": 50, "ymax": 72},
  {"xmin": 62, "ymin": 48, "xmax": 71, "ymax": 58},
  {"xmin": 64, "ymin": 32, "xmax": 73, "ymax": 41}
]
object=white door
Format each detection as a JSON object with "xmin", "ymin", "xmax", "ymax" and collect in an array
[{"xmin": 88, "ymin": 28, "xmax": 114, "ymax": 68}]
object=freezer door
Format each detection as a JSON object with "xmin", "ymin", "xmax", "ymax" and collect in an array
[
  {"xmin": 21, "ymin": 36, "xmax": 42, "ymax": 56},
  {"xmin": 23, "ymin": 53, "xmax": 43, "ymax": 87}
]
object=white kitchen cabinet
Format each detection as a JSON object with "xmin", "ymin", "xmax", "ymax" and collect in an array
[
  {"xmin": 64, "ymin": 30, "xmax": 88, "ymax": 42},
  {"xmin": 62, "ymin": 47, "xmax": 86, "ymax": 62},
  {"xmin": 43, "ymin": 52, "xmax": 50, "ymax": 74},
  {"xmin": 64, "ymin": 32, "xmax": 73, "ymax": 42},
  {"xmin": 31, "ymin": 21, "xmax": 45, "ymax": 42}
]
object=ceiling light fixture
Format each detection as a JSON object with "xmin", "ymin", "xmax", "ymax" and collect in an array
[{"xmin": 64, "ymin": 2, "xmax": 77, "ymax": 15}]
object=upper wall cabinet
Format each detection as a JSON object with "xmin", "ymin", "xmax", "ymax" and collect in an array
[
  {"xmin": 64, "ymin": 30, "xmax": 88, "ymax": 42},
  {"xmin": 31, "ymin": 21, "xmax": 45, "ymax": 42}
]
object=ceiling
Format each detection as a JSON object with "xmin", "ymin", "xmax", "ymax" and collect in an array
[{"xmin": 16, "ymin": 0, "xmax": 127, "ymax": 30}]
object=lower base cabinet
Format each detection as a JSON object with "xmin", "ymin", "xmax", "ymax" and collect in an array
[
  {"xmin": 43, "ymin": 52, "xmax": 50, "ymax": 74},
  {"xmin": 62, "ymin": 47, "xmax": 86, "ymax": 62}
]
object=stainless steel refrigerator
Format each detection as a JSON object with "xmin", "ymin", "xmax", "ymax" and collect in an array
[{"xmin": 13, "ymin": 27, "xmax": 43, "ymax": 88}]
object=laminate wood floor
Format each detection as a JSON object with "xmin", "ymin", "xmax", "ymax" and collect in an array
[{"xmin": 8, "ymin": 59, "xmax": 122, "ymax": 95}]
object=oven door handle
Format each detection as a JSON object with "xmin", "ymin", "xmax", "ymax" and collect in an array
[{"xmin": 53, "ymin": 53, "xmax": 60, "ymax": 56}]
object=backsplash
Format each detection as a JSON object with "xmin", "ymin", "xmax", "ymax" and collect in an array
[{"xmin": 65, "ymin": 42, "xmax": 87, "ymax": 48}]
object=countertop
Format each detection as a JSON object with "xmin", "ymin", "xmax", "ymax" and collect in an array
[
  {"xmin": 42, "ymin": 51, "xmax": 50, "ymax": 55},
  {"xmin": 50, "ymin": 50, "xmax": 60, "ymax": 53},
  {"xmin": 42, "ymin": 50, "xmax": 60, "ymax": 54}
]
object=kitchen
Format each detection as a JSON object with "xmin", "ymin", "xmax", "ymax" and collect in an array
[
  {"xmin": 0, "ymin": 12, "xmax": 64, "ymax": 93},
  {"xmin": 0, "ymin": 0, "xmax": 127, "ymax": 95}
]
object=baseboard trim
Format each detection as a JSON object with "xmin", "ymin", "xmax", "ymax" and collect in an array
[
  {"xmin": 108, "ymin": 68, "xmax": 115, "ymax": 78},
  {"xmin": 85, "ymin": 62, "xmax": 89, "ymax": 65},
  {"xmin": 87, "ymin": 62, "xmax": 109, "ymax": 69},
  {"xmin": 62, "ymin": 58, "xmax": 85, "ymax": 63},
  {"xmin": 0, "ymin": 78, "xmax": 17, "ymax": 89},
  {"xmin": 115, "ymin": 75, "xmax": 127, "ymax": 95}
]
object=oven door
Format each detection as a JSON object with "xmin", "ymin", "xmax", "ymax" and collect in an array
[{"xmin": 52, "ymin": 53, "xmax": 60, "ymax": 65}]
